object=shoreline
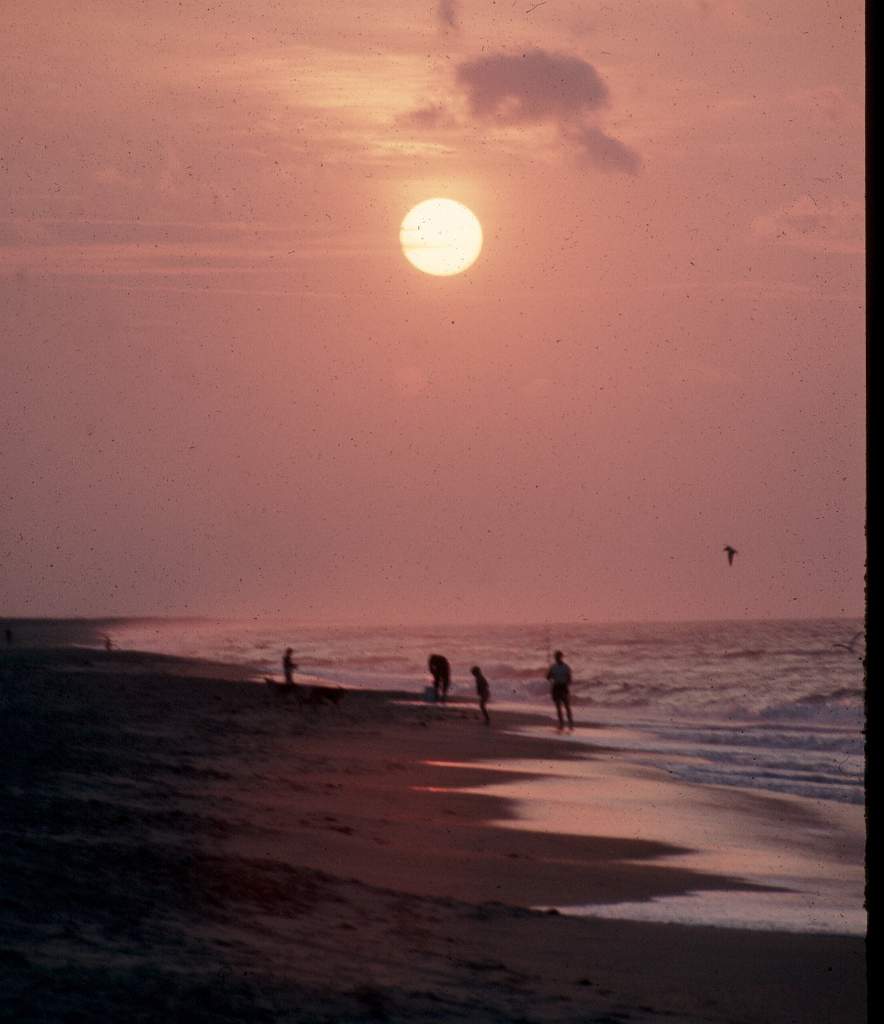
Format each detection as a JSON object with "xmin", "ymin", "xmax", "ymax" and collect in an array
[
  {"xmin": 438, "ymin": 746, "xmax": 866, "ymax": 936},
  {"xmin": 1, "ymin": 646, "xmax": 866, "ymax": 1022}
]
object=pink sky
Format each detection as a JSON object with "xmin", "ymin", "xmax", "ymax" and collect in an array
[{"xmin": 1, "ymin": 1, "xmax": 864, "ymax": 624}]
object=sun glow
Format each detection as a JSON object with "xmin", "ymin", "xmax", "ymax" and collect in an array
[{"xmin": 399, "ymin": 198, "xmax": 483, "ymax": 276}]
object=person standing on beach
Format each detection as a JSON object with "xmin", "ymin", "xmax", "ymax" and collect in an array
[
  {"xmin": 471, "ymin": 666, "xmax": 491, "ymax": 726},
  {"xmin": 427, "ymin": 654, "xmax": 451, "ymax": 702},
  {"xmin": 282, "ymin": 648, "xmax": 298, "ymax": 686},
  {"xmin": 546, "ymin": 650, "xmax": 574, "ymax": 731}
]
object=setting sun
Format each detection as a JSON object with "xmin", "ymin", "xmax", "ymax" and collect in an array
[{"xmin": 399, "ymin": 198, "xmax": 483, "ymax": 276}]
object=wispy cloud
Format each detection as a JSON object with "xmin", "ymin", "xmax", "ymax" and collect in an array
[
  {"xmin": 751, "ymin": 196, "xmax": 864, "ymax": 254},
  {"xmin": 437, "ymin": 1, "xmax": 460, "ymax": 31},
  {"xmin": 564, "ymin": 124, "xmax": 642, "ymax": 174},
  {"xmin": 0, "ymin": 219, "xmax": 383, "ymax": 286},
  {"xmin": 396, "ymin": 103, "xmax": 459, "ymax": 130}
]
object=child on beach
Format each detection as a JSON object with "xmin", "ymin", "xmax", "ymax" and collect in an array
[{"xmin": 470, "ymin": 666, "xmax": 491, "ymax": 726}]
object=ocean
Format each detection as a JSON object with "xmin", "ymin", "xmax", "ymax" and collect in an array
[
  {"xmin": 101, "ymin": 616, "xmax": 865, "ymax": 808},
  {"xmin": 5, "ymin": 615, "xmax": 866, "ymax": 934}
]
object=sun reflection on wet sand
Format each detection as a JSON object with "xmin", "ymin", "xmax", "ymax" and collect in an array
[{"xmin": 421, "ymin": 752, "xmax": 865, "ymax": 935}]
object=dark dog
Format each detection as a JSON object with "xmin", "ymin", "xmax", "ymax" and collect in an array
[
  {"xmin": 303, "ymin": 685, "xmax": 346, "ymax": 706},
  {"xmin": 265, "ymin": 679, "xmax": 345, "ymax": 706}
]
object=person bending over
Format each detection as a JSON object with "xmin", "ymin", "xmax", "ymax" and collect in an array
[{"xmin": 427, "ymin": 654, "xmax": 451, "ymax": 702}]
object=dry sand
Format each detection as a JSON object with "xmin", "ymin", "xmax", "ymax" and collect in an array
[{"xmin": 1, "ymin": 647, "xmax": 866, "ymax": 1022}]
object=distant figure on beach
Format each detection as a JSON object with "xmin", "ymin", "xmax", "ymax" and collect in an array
[
  {"xmin": 546, "ymin": 650, "xmax": 574, "ymax": 731},
  {"xmin": 427, "ymin": 654, "xmax": 451, "ymax": 702},
  {"xmin": 723, "ymin": 545, "xmax": 737, "ymax": 566},
  {"xmin": 283, "ymin": 647, "xmax": 298, "ymax": 686},
  {"xmin": 104, "ymin": 635, "xmax": 113, "ymax": 651},
  {"xmin": 471, "ymin": 666, "xmax": 491, "ymax": 726}
]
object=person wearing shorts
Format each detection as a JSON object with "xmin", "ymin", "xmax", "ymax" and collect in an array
[{"xmin": 546, "ymin": 650, "xmax": 574, "ymax": 730}]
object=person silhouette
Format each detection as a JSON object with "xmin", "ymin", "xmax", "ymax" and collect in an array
[
  {"xmin": 724, "ymin": 545, "xmax": 737, "ymax": 566},
  {"xmin": 427, "ymin": 654, "xmax": 451, "ymax": 702},
  {"xmin": 546, "ymin": 650, "xmax": 574, "ymax": 731},
  {"xmin": 471, "ymin": 666, "xmax": 491, "ymax": 725},
  {"xmin": 282, "ymin": 648, "xmax": 298, "ymax": 686}
]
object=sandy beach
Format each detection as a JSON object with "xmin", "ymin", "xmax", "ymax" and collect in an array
[{"xmin": 1, "ymin": 646, "xmax": 866, "ymax": 1023}]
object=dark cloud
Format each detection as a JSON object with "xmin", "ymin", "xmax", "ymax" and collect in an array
[
  {"xmin": 437, "ymin": 1, "xmax": 459, "ymax": 31},
  {"xmin": 399, "ymin": 48, "xmax": 640, "ymax": 174},
  {"xmin": 451, "ymin": 48, "xmax": 640, "ymax": 174},
  {"xmin": 456, "ymin": 49, "xmax": 609, "ymax": 122},
  {"xmin": 569, "ymin": 125, "xmax": 642, "ymax": 175}
]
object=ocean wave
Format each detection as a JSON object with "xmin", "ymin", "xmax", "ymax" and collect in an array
[
  {"xmin": 719, "ymin": 646, "xmax": 849, "ymax": 659},
  {"xmin": 670, "ymin": 765, "xmax": 864, "ymax": 804},
  {"xmin": 793, "ymin": 688, "xmax": 864, "ymax": 705}
]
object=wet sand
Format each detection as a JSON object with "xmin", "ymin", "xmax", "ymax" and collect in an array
[{"xmin": 0, "ymin": 647, "xmax": 866, "ymax": 1022}]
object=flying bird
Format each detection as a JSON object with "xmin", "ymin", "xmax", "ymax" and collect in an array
[
  {"xmin": 723, "ymin": 545, "xmax": 737, "ymax": 566},
  {"xmin": 833, "ymin": 631, "xmax": 863, "ymax": 654}
]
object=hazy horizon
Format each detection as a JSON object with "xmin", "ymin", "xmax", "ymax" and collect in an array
[
  {"xmin": 0, "ymin": 611, "xmax": 864, "ymax": 632},
  {"xmin": 2, "ymin": 1, "xmax": 865, "ymax": 625}
]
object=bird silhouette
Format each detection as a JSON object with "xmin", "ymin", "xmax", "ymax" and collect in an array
[
  {"xmin": 723, "ymin": 545, "xmax": 737, "ymax": 566},
  {"xmin": 833, "ymin": 631, "xmax": 863, "ymax": 654}
]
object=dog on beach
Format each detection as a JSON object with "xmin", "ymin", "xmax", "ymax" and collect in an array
[
  {"xmin": 264, "ymin": 679, "xmax": 345, "ymax": 706},
  {"xmin": 303, "ymin": 685, "xmax": 346, "ymax": 706}
]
